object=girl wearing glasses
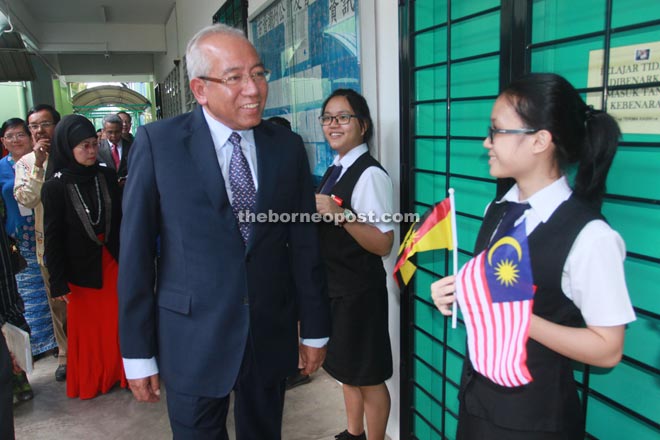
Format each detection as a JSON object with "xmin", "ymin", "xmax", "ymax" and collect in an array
[
  {"xmin": 315, "ymin": 89, "xmax": 394, "ymax": 440},
  {"xmin": 431, "ymin": 73, "xmax": 635, "ymax": 439},
  {"xmin": 42, "ymin": 115, "xmax": 127, "ymax": 399},
  {"xmin": 0, "ymin": 118, "xmax": 57, "ymax": 363}
]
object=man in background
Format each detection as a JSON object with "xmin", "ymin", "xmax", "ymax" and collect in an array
[
  {"xmin": 98, "ymin": 114, "xmax": 131, "ymax": 186},
  {"xmin": 13, "ymin": 104, "xmax": 67, "ymax": 382},
  {"xmin": 117, "ymin": 111, "xmax": 134, "ymax": 144}
]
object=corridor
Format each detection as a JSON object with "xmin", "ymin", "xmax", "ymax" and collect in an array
[{"xmin": 14, "ymin": 354, "xmax": 351, "ymax": 439}]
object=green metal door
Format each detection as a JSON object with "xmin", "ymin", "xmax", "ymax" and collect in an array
[{"xmin": 399, "ymin": 0, "xmax": 660, "ymax": 438}]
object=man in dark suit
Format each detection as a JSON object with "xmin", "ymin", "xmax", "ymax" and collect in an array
[
  {"xmin": 98, "ymin": 113, "xmax": 131, "ymax": 183},
  {"xmin": 118, "ymin": 23, "xmax": 331, "ymax": 439}
]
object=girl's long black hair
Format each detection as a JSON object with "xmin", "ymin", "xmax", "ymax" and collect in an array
[{"xmin": 502, "ymin": 73, "xmax": 621, "ymax": 209}]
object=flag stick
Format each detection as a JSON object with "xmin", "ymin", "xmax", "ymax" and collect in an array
[{"xmin": 448, "ymin": 188, "xmax": 459, "ymax": 329}]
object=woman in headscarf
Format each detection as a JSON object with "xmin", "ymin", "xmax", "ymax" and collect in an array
[
  {"xmin": 0, "ymin": 118, "xmax": 56, "ymax": 359},
  {"xmin": 41, "ymin": 114, "xmax": 127, "ymax": 399}
]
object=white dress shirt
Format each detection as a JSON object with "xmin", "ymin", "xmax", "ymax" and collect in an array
[
  {"xmin": 496, "ymin": 176, "xmax": 636, "ymax": 327},
  {"xmin": 331, "ymin": 144, "xmax": 394, "ymax": 234},
  {"xmin": 203, "ymin": 108, "xmax": 259, "ymax": 199}
]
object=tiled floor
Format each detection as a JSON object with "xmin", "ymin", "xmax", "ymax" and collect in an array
[{"xmin": 13, "ymin": 354, "xmax": 350, "ymax": 439}]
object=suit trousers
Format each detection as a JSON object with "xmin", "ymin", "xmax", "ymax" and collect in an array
[
  {"xmin": 0, "ymin": 335, "xmax": 14, "ymax": 440},
  {"xmin": 166, "ymin": 341, "xmax": 287, "ymax": 440},
  {"xmin": 40, "ymin": 264, "xmax": 67, "ymax": 364}
]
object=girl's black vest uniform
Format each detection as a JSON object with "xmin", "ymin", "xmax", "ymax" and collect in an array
[
  {"xmin": 459, "ymin": 195, "xmax": 602, "ymax": 438},
  {"xmin": 317, "ymin": 153, "xmax": 387, "ymax": 297},
  {"xmin": 316, "ymin": 151, "xmax": 393, "ymax": 386}
]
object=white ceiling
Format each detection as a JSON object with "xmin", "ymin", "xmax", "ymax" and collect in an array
[
  {"xmin": 24, "ymin": 0, "xmax": 173, "ymax": 25},
  {"xmin": 0, "ymin": 0, "xmax": 176, "ymax": 81}
]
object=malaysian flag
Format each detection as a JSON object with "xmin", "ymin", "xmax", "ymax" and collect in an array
[{"xmin": 455, "ymin": 220, "xmax": 536, "ymax": 387}]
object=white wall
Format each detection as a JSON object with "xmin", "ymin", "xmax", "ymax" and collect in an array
[
  {"xmin": 153, "ymin": 1, "xmax": 213, "ymax": 82},
  {"xmin": 153, "ymin": 5, "xmax": 181, "ymax": 84},
  {"xmin": 373, "ymin": 3, "xmax": 402, "ymax": 439},
  {"xmin": 154, "ymin": 0, "xmax": 228, "ymax": 109},
  {"xmin": 363, "ymin": 2, "xmax": 402, "ymax": 438}
]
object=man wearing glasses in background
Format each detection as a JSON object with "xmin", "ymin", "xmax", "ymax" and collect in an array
[
  {"xmin": 118, "ymin": 24, "xmax": 330, "ymax": 439},
  {"xmin": 13, "ymin": 104, "xmax": 68, "ymax": 382}
]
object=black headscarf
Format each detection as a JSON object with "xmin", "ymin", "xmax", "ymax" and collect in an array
[{"xmin": 45, "ymin": 114, "xmax": 99, "ymax": 181}]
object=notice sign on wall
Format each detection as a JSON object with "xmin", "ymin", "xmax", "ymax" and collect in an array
[
  {"xmin": 587, "ymin": 41, "xmax": 660, "ymax": 134},
  {"xmin": 251, "ymin": 0, "xmax": 361, "ymax": 182}
]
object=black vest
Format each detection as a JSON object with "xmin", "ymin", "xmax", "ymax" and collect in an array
[
  {"xmin": 318, "ymin": 152, "xmax": 387, "ymax": 298},
  {"xmin": 460, "ymin": 195, "xmax": 602, "ymax": 435}
]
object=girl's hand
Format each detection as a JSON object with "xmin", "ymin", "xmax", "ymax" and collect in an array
[
  {"xmin": 431, "ymin": 275, "xmax": 456, "ymax": 316},
  {"xmin": 315, "ymin": 194, "xmax": 342, "ymax": 215}
]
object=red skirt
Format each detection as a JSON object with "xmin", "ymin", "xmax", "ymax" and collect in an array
[{"xmin": 66, "ymin": 245, "xmax": 127, "ymax": 399}]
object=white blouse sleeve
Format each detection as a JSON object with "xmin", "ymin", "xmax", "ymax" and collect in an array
[
  {"xmin": 350, "ymin": 166, "xmax": 394, "ymax": 234},
  {"xmin": 561, "ymin": 219, "xmax": 636, "ymax": 326}
]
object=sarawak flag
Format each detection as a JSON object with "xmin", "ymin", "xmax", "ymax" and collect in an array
[
  {"xmin": 455, "ymin": 220, "xmax": 535, "ymax": 387},
  {"xmin": 394, "ymin": 198, "xmax": 453, "ymax": 287}
]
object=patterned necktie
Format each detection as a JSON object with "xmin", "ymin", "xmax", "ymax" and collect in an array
[
  {"xmin": 228, "ymin": 132, "xmax": 256, "ymax": 243},
  {"xmin": 111, "ymin": 144, "xmax": 120, "ymax": 169},
  {"xmin": 319, "ymin": 164, "xmax": 343, "ymax": 195},
  {"xmin": 490, "ymin": 201, "xmax": 531, "ymax": 245}
]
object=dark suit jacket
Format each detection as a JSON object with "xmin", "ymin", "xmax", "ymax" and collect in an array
[
  {"xmin": 118, "ymin": 106, "xmax": 330, "ymax": 397},
  {"xmin": 42, "ymin": 166, "xmax": 121, "ymax": 297},
  {"xmin": 98, "ymin": 139, "xmax": 131, "ymax": 178}
]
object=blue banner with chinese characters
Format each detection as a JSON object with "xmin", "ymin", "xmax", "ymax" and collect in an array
[{"xmin": 250, "ymin": 0, "xmax": 361, "ymax": 184}]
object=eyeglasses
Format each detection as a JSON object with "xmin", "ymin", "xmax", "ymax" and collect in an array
[
  {"xmin": 487, "ymin": 126, "xmax": 539, "ymax": 144},
  {"xmin": 28, "ymin": 121, "xmax": 55, "ymax": 131},
  {"xmin": 319, "ymin": 114, "xmax": 359, "ymax": 126},
  {"xmin": 2, "ymin": 132, "xmax": 29, "ymax": 141},
  {"xmin": 199, "ymin": 69, "xmax": 271, "ymax": 87}
]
